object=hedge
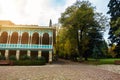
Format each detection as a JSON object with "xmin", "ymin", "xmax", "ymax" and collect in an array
[
  {"xmin": 14, "ymin": 60, "xmax": 46, "ymax": 65},
  {"xmin": 0, "ymin": 55, "xmax": 6, "ymax": 60}
]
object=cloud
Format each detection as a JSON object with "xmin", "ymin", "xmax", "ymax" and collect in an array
[
  {"xmin": 0, "ymin": 0, "xmax": 109, "ymax": 26},
  {"xmin": 0, "ymin": 0, "xmax": 77, "ymax": 26}
]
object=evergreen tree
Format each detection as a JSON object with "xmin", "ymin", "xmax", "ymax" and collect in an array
[{"xmin": 108, "ymin": 0, "xmax": 120, "ymax": 56}]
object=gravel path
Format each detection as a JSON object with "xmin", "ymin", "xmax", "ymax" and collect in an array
[
  {"xmin": 0, "ymin": 65, "xmax": 120, "ymax": 80},
  {"xmin": 96, "ymin": 65, "xmax": 120, "ymax": 74},
  {"xmin": 0, "ymin": 60, "xmax": 120, "ymax": 80}
]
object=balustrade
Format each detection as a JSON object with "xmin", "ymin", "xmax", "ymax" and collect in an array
[{"xmin": 0, "ymin": 44, "xmax": 52, "ymax": 50}]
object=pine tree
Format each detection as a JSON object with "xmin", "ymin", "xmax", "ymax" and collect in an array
[{"xmin": 108, "ymin": 0, "xmax": 120, "ymax": 56}]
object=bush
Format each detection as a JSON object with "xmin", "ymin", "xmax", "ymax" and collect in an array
[
  {"xmin": 13, "ymin": 56, "xmax": 46, "ymax": 65},
  {"xmin": 20, "ymin": 54, "xmax": 31, "ymax": 60},
  {"xmin": 37, "ymin": 56, "xmax": 45, "ymax": 60},
  {"xmin": 37, "ymin": 56, "xmax": 46, "ymax": 63},
  {"xmin": 9, "ymin": 55, "xmax": 16, "ymax": 61},
  {"xmin": 14, "ymin": 60, "xmax": 46, "ymax": 65},
  {"xmin": 0, "ymin": 55, "xmax": 6, "ymax": 60}
]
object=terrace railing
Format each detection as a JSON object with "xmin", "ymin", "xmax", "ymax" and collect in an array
[{"xmin": 0, "ymin": 44, "xmax": 52, "ymax": 50}]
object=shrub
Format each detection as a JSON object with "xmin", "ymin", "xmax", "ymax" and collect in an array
[
  {"xmin": 13, "ymin": 56, "xmax": 46, "ymax": 65},
  {"xmin": 37, "ymin": 56, "xmax": 46, "ymax": 63},
  {"xmin": 37, "ymin": 56, "xmax": 45, "ymax": 60},
  {"xmin": 0, "ymin": 55, "xmax": 6, "ymax": 60},
  {"xmin": 14, "ymin": 60, "xmax": 46, "ymax": 65},
  {"xmin": 20, "ymin": 54, "xmax": 31, "ymax": 60},
  {"xmin": 9, "ymin": 55, "xmax": 16, "ymax": 61}
]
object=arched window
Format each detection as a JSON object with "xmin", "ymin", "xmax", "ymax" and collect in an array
[
  {"xmin": 21, "ymin": 32, "xmax": 29, "ymax": 44},
  {"xmin": 32, "ymin": 32, "xmax": 39, "ymax": 44},
  {"xmin": 42, "ymin": 33, "xmax": 49, "ymax": 45},
  {"xmin": 10, "ymin": 32, "xmax": 18, "ymax": 44},
  {"xmin": 0, "ymin": 32, "xmax": 8, "ymax": 43}
]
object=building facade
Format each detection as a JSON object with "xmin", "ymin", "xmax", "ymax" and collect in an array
[{"xmin": 0, "ymin": 21, "xmax": 56, "ymax": 63}]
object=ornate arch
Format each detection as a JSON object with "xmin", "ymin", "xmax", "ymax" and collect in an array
[
  {"xmin": 10, "ymin": 32, "xmax": 18, "ymax": 44},
  {"xmin": 0, "ymin": 31, "xmax": 8, "ymax": 43},
  {"xmin": 42, "ymin": 33, "xmax": 49, "ymax": 45},
  {"xmin": 32, "ymin": 32, "xmax": 39, "ymax": 44},
  {"xmin": 21, "ymin": 32, "xmax": 29, "ymax": 44}
]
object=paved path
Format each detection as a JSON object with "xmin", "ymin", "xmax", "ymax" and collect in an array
[
  {"xmin": 96, "ymin": 65, "xmax": 120, "ymax": 74},
  {"xmin": 0, "ymin": 59, "xmax": 120, "ymax": 80}
]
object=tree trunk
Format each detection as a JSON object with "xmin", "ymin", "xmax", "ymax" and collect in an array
[{"xmin": 76, "ymin": 30, "xmax": 83, "ymax": 61}]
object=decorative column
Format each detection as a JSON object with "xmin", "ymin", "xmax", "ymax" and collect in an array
[
  {"xmin": 6, "ymin": 34, "xmax": 11, "ymax": 49},
  {"xmin": 38, "ymin": 50, "xmax": 42, "ymax": 58},
  {"xmin": 18, "ymin": 33, "xmax": 22, "ymax": 44},
  {"xmin": 28, "ymin": 34, "xmax": 32, "ymax": 49},
  {"xmin": 49, "ymin": 36, "xmax": 50, "ymax": 45},
  {"xmin": 29, "ymin": 35, "xmax": 32, "ymax": 46},
  {"xmin": 28, "ymin": 35, "xmax": 31, "ymax": 48},
  {"xmin": 27, "ymin": 50, "xmax": 31, "ymax": 57},
  {"xmin": 17, "ymin": 35, "xmax": 20, "ymax": 44},
  {"xmin": 28, "ymin": 35, "xmax": 31, "ymax": 44},
  {"xmin": 28, "ymin": 32, "xmax": 32, "ymax": 45},
  {"xmin": 8, "ymin": 32, "xmax": 12, "ymax": 44},
  {"xmin": 16, "ymin": 50, "xmax": 20, "ymax": 60},
  {"xmin": 7, "ymin": 34, "xmax": 10, "ymax": 44},
  {"xmin": 19, "ymin": 33, "xmax": 22, "ymax": 44},
  {"xmin": 39, "ymin": 35, "xmax": 41, "ymax": 45},
  {"xmin": 30, "ymin": 35, "xmax": 33, "ymax": 44},
  {"xmin": 41, "ymin": 35, "xmax": 43, "ymax": 45},
  {"xmin": 5, "ymin": 50, "xmax": 9, "ymax": 60},
  {"xmin": 49, "ymin": 51, "xmax": 52, "ymax": 63}
]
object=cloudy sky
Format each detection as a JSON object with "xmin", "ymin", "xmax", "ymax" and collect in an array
[{"xmin": 0, "ymin": 0, "xmax": 109, "ymax": 26}]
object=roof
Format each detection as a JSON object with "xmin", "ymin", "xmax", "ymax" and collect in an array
[
  {"xmin": 0, "ymin": 20, "xmax": 15, "ymax": 25},
  {"xmin": 0, "ymin": 20, "xmax": 55, "ymax": 30}
]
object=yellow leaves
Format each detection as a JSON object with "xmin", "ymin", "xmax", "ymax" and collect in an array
[
  {"xmin": 108, "ymin": 44, "xmax": 117, "ymax": 57},
  {"xmin": 64, "ymin": 39, "xmax": 71, "ymax": 54}
]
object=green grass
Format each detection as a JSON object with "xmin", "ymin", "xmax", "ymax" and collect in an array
[
  {"xmin": 99, "ymin": 58, "xmax": 120, "ymax": 64},
  {"xmin": 83, "ymin": 58, "xmax": 120, "ymax": 65}
]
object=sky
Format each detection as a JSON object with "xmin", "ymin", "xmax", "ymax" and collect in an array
[{"xmin": 0, "ymin": 0, "xmax": 110, "ymax": 26}]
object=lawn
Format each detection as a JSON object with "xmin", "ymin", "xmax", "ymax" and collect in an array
[
  {"xmin": 83, "ymin": 58, "xmax": 120, "ymax": 65},
  {"xmin": 99, "ymin": 58, "xmax": 120, "ymax": 64}
]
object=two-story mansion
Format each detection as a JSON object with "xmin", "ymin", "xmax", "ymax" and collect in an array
[{"xmin": 0, "ymin": 20, "xmax": 56, "ymax": 63}]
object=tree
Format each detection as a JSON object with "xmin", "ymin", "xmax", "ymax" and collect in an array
[
  {"xmin": 108, "ymin": 44, "xmax": 116, "ymax": 57},
  {"xmin": 59, "ymin": 1, "xmax": 106, "ymax": 60},
  {"xmin": 107, "ymin": 0, "xmax": 120, "ymax": 57}
]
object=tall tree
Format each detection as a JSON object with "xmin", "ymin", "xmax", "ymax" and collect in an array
[
  {"xmin": 108, "ymin": 0, "xmax": 120, "ymax": 57},
  {"xmin": 59, "ymin": 1, "xmax": 106, "ymax": 60}
]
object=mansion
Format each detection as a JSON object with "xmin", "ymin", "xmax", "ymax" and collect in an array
[{"xmin": 0, "ymin": 20, "xmax": 56, "ymax": 63}]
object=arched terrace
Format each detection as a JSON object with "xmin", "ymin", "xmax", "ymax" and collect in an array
[
  {"xmin": 19, "ymin": 32, "xmax": 29, "ymax": 59},
  {"xmin": 9, "ymin": 32, "xmax": 18, "ymax": 57},
  {"xmin": 42, "ymin": 33, "xmax": 49, "ymax": 45},
  {"xmin": 0, "ymin": 32, "xmax": 8, "ymax": 56},
  {"xmin": 0, "ymin": 32, "xmax": 8, "ymax": 43},
  {"xmin": 42, "ymin": 33, "xmax": 49, "ymax": 62},
  {"xmin": 31, "ymin": 32, "xmax": 39, "ymax": 59}
]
